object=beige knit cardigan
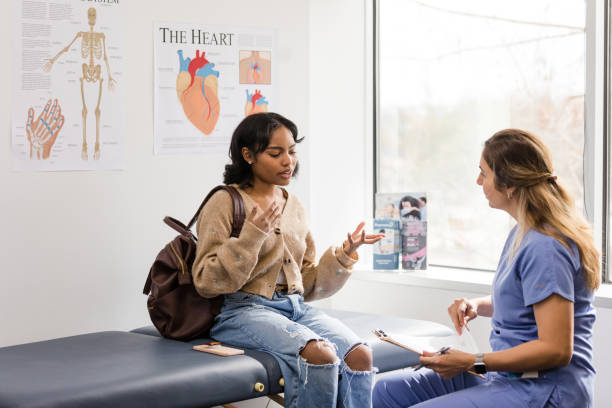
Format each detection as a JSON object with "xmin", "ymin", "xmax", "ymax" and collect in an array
[{"xmin": 192, "ymin": 186, "xmax": 358, "ymax": 300}]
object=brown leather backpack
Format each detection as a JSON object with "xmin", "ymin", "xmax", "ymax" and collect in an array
[{"xmin": 143, "ymin": 185, "xmax": 246, "ymax": 341}]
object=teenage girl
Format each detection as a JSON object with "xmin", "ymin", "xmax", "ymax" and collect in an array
[{"xmin": 192, "ymin": 112, "xmax": 384, "ymax": 408}]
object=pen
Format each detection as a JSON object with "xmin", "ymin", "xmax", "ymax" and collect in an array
[{"xmin": 467, "ymin": 370, "xmax": 486, "ymax": 379}]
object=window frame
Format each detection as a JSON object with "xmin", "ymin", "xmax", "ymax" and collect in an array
[{"xmin": 604, "ymin": 0, "xmax": 611, "ymax": 282}]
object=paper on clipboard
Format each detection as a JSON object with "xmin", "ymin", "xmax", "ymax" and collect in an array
[
  {"xmin": 374, "ymin": 327, "xmax": 480, "ymax": 355},
  {"xmin": 374, "ymin": 327, "xmax": 486, "ymax": 379},
  {"xmin": 456, "ymin": 327, "xmax": 479, "ymax": 354},
  {"xmin": 374, "ymin": 329, "xmax": 446, "ymax": 355}
]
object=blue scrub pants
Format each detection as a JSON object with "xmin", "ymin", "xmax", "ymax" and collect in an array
[
  {"xmin": 210, "ymin": 290, "xmax": 376, "ymax": 408},
  {"xmin": 373, "ymin": 368, "xmax": 560, "ymax": 408}
]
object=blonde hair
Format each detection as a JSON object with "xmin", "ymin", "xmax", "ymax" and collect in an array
[{"xmin": 483, "ymin": 129, "xmax": 600, "ymax": 291}]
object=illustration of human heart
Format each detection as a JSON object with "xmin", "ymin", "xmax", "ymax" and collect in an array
[
  {"xmin": 176, "ymin": 50, "xmax": 220, "ymax": 135},
  {"xmin": 245, "ymin": 89, "xmax": 268, "ymax": 116}
]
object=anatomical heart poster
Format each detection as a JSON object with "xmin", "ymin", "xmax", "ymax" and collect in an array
[
  {"xmin": 11, "ymin": 0, "xmax": 124, "ymax": 171},
  {"xmin": 154, "ymin": 22, "xmax": 277, "ymax": 155}
]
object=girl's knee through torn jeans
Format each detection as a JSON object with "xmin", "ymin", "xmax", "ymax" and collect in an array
[{"xmin": 210, "ymin": 290, "xmax": 376, "ymax": 408}]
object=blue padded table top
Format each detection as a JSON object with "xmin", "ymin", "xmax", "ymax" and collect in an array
[
  {"xmin": 132, "ymin": 308, "xmax": 454, "ymax": 374},
  {"xmin": 0, "ymin": 331, "xmax": 276, "ymax": 408},
  {"xmin": 0, "ymin": 309, "xmax": 453, "ymax": 408}
]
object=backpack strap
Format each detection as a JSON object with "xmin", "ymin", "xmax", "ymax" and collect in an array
[
  {"xmin": 223, "ymin": 186, "xmax": 246, "ymax": 238},
  {"xmin": 143, "ymin": 271, "xmax": 152, "ymax": 295},
  {"xmin": 163, "ymin": 216, "xmax": 192, "ymax": 236},
  {"xmin": 186, "ymin": 185, "xmax": 246, "ymax": 238}
]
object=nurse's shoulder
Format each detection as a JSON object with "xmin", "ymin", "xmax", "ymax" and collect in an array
[{"xmin": 517, "ymin": 228, "xmax": 581, "ymax": 273}]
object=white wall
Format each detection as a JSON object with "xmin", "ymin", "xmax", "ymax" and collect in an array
[
  {"xmin": 0, "ymin": 0, "xmax": 311, "ymax": 348},
  {"xmin": 308, "ymin": 0, "xmax": 371, "ymax": 251}
]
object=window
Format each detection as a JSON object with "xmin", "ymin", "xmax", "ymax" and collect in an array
[{"xmin": 376, "ymin": 0, "xmax": 586, "ymax": 271}]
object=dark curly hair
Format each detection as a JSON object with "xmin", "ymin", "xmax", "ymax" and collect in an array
[{"xmin": 223, "ymin": 112, "xmax": 304, "ymax": 187}]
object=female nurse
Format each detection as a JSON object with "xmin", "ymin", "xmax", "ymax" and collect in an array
[{"xmin": 373, "ymin": 129, "xmax": 600, "ymax": 408}]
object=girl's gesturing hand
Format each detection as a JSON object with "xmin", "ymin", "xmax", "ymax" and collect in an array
[
  {"xmin": 247, "ymin": 201, "xmax": 281, "ymax": 233},
  {"xmin": 342, "ymin": 221, "xmax": 385, "ymax": 256}
]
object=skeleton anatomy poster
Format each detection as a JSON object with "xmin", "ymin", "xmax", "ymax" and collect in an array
[
  {"xmin": 154, "ymin": 22, "xmax": 277, "ymax": 155},
  {"xmin": 12, "ymin": 0, "xmax": 124, "ymax": 171}
]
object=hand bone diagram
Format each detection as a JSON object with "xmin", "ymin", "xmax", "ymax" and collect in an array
[
  {"xmin": 26, "ymin": 99, "xmax": 65, "ymax": 160},
  {"xmin": 176, "ymin": 50, "xmax": 220, "ymax": 135},
  {"xmin": 245, "ymin": 89, "xmax": 268, "ymax": 116}
]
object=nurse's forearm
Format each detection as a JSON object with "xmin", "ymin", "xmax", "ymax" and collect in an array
[
  {"xmin": 479, "ymin": 338, "xmax": 572, "ymax": 373},
  {"xmin": 473, "ymin": 295, "xmax": 493, "ymax": 317},
  {"xmin": 482, "ymin": 294, "xmax": 573, "ymax": 373}
]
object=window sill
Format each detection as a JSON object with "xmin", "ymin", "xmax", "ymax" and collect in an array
[{"xmin": 351, "ymin": 267, "xmax": 612, "ymax": 309}]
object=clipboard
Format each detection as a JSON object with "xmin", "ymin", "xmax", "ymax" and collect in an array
[
  {"xmin": 373, "ymin": 328, "xmax": 485, "ymax": 379},
  {"xmin": 373, "ymin": 328, "xmax": 424, "ymax": 355}
]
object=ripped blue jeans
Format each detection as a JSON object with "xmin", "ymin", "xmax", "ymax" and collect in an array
[{"xmin": 210, "ymin": 291, "xmax": 375, "ymax": 408}]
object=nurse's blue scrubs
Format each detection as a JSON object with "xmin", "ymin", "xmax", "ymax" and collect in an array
[{"xmin": 373, "ymin": 227, "xmax": 596, "ymax": 408}]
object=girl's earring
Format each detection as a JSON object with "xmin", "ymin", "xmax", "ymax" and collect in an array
[{"xmin": 507, "ymin": 191, "xmax": 512, "ymax": 199}]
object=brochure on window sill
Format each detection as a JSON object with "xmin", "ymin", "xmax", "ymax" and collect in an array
[{"xmin": 373, "ymin": 327, "xmax": 479, "ymax": 355}]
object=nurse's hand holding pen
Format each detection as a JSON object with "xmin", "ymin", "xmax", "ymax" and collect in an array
[
  {"xmin": 448, "ymin": 296, "xmax": 493, "ymax": 334},
  {"xmin": 414, "ymin": 295, "xmax": 496, "ymax": 379}
]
